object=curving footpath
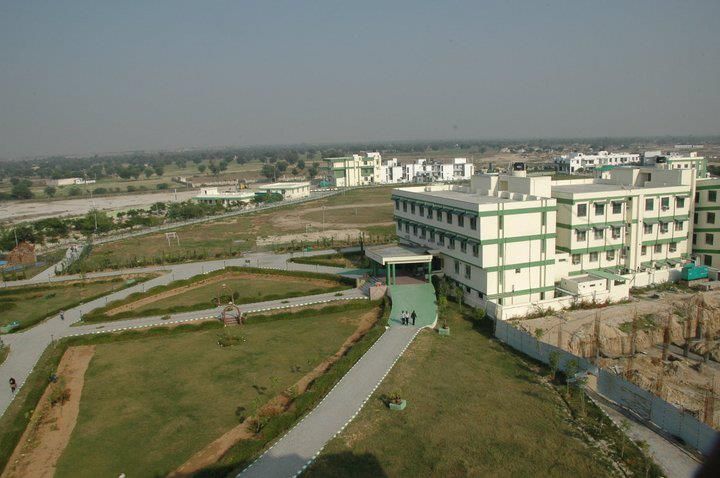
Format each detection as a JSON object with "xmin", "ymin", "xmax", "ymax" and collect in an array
[
  {"xmin": 0, "ymin": 249, "xmax": 365, "ymax": 417},
  {"xmin": 239, "ymin": 325, "xmax": 421, "ymax": 478}
]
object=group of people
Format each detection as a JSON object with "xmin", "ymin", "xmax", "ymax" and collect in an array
[{"xmin": 400, "ymin": 310, "xmax": 417, "ymax": 326}]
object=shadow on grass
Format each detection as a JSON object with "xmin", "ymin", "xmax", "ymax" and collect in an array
[{"xmin": 308, "ymin": 451, "xmax": 388, "ymax": 477}]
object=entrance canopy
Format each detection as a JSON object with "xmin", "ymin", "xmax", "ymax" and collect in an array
[
  {"xmin": 365, "ymin": 244, "xmax": 433, "ymax": 266},
  {"xmin": 365, "ymin": 244, "xmax": 433, "ymax": 285}
]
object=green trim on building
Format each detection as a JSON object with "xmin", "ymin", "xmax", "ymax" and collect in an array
[
  {"xmin": 692, "ymin": 227, "xmax": 720, "ymax": 233},
  {"xmin": 487, "ymin": 285, "xmax": 555, "ymax": 300},
  {"xmin": 695, "ymin": 205, "xmax": 720, "ymax": 211},
  {"xmin": 482, "ymin": 259, "xmax": 555, "ymax": 273},
  {"xmin": 556, "ymin": 244, "xmax": 624, "ymax": 254},
  {"xmin": 696, "ymin": 183, "xmax": 720, "ymax": 191},
  {"xmin": 557, "ymin": 220, "xmax": 627, "ymax": 230},
  {"xmin": 391, "ymin": 195, "xmax": 556, "ymax": 218},
  {"xmin": 641, "ymin": 237, "xmax": 680, "ymax": 246},
  {"xmin": 691, "ymin": 248, "xmax": 720, "ymax": 254}
]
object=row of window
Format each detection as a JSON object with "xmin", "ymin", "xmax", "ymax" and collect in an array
[
  {"xmin": 575, "ymin": 196, "xmax": 685, "ymax": 217},
  {"xmin": 694, "ymin": 212, "xmax": 718, "ymax": 224},
  {"xmin": 397, "ymin": 220, "xmax": 480, "ymax": 257},
  {"xmin": 693, "ymin": 233, "xmax": 718, "ymax": 246},
  {"xmin": 395, "ymin": 199, "xmax": 478, "ymax": 230},
  {"xmin": 696, "ymin": 190, "xmax": 718, "ymax": 203},
  {"xmin": 570, "ymin": 242, "xmax": 679, "ymax": 265},
  {"xmin": 574, "ymin": 220, "xmax": 685, "ymax": 242}
]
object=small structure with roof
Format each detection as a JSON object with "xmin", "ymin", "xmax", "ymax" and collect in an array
[
  {"xmin": 365, "ymin": 244, "xmax": 433, "ymax": 285},
  {"xmin": 254, "ymin": 182, "xmax": 310, "ymax": 200},
  {"xmin": 193, "ymin": 187, "xmax": 255, "ymax": 206}
]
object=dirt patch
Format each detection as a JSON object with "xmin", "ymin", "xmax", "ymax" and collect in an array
[
  {"xmin": 170, "ymin": 308, "xmax": 381, "ymax": 477},
  {"xmin": 270, "ymin": 202, "xmax": 393, "ymax": 233},
  {"xmin": 2, "ymin": 345, "xmax": 95, "ymax": 478},
  {"xmin": 104, "ymin": 272, "xmax": 341, "ymax": 316},
  {"xmin": 256, "ymin": 228, "xmax": 378, "ymax": 246}
]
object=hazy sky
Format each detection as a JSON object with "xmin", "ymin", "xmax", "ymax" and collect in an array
[{"xmin": 1, "ymin": 1, "xmax": 719, "ymax": 157}]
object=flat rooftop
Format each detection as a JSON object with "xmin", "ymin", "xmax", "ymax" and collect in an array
[
  {"xmin": 551, "ymin": 182, "xmax": 642, "ymax": 195},
  {"xmin": 395, "ymin": 187, "xmax": 516, "ymax": 206},
  {"xmin": 365, "ymin": 244, "xmax": 433, "ymax": 265},
  {"xmin": 256, "ymin": 182, "xmax": 309, "ymax": 189}
]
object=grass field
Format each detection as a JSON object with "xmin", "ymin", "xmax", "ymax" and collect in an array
[
  {"xmin": 74, "ymin": 186, "xmax": 396, "ymax": 271},
  {"xmin": 291, "ymin": 251, "xmax": 369, "ymax": 269},
  {"xmin": 54, "ymin": 303, "xmax": 374, "ymax": 478},
  {"xmin": 302, "ymin": 204, "xmax": 394, "ymax": 225},
  {"xmin": 84, "ymin": 269, "xmax": 352, "ymax": 321},
  {"xmin": 306, "ymin": 305, "xmax": 618, "ymax": 477},
  {"xmin": 0, "ymin": 275, "xmax": 155, "ymax": 331}
]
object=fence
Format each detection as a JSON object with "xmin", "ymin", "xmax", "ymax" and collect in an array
[{"xmin": 493, "ymin": 319, "xmax": 718, "ymax": 455}]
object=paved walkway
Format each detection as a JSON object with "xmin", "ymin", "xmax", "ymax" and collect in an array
[
  {"xmin": 589, "ymin": 391, "xmax": 702, "ymax": 478},
  {"xmin": 239, "ymin": 325, "xmax": 421, "ymax": 478},
  {"xmin": 387, "ymin": 283, "xmax": 437, "ymax": 328},
  {"xmin": 0, "ymin": 249, "xmax": 361, "ymax": 417}
]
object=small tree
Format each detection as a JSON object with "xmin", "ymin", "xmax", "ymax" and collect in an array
[
  {"xmin": 44, "ymin": 186, "xmax": 56, "ymax": 197},
  {"xmin": 534, "ymin": 328, "xmax": 545, "ymax": 351},
  {"xmin": 548, "ymin": 351, "xmax": 560, "ymax": 381},
  {"xmin": 564, "ymin": 358, "xmax": 579, "ymax": 395},
  {"xmin": 619, "ymin": 419, "xmax": 630, "ymax": 458}
]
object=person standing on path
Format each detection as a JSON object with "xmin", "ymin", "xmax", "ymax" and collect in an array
[
  {"xmin": 9, "ymin": 377, "xmax": 16, "ymax": 394},
  {"xmin": 60, "ymin": 310, "xmax": 64, "ymax": 321},
  {"xmin": 411, "ymin": 310, "xmax": 417, "ymax": 326}
]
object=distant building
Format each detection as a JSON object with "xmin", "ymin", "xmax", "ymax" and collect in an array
[
  {"xmin": 554, "ymin": 151, "xmax": 641, "ymax": 173},
  {"xmin": 324, "ymin": 152, "xmax": 383, "ymax": 187},
  {"xmin": 380, "ymin": 158, "xmax": 474, "ymax": 184},
  {"xmin": 254, "ymin": 182, "xmax": 310, "ymax": 200},
  {"xmin": 643, "ymin": 151, "xmax": 707, "ymax": 178},
  {"xmin": 193, "ymin": 187, "xmax": 254, "ymax": 206},
  {"xmin": 46, "ymin": 178, "xmax": 97, "ymax": 187}
]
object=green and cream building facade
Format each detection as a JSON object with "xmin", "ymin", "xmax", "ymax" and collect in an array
[
  {"xmin": 693, "ymin": 177, "xmax": 720, "ymax": 268},
  {"xmin": 324, "ymin": 152, "xmax": 382, "ymax": 187},
  {"xmin": 391, "ymin": 166, "xmax": 699, "ymax": 320}
]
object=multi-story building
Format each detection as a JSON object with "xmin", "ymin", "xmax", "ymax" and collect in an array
[
  {"xmin": 692, "ymin": 177, "xmax": 720, "ymax": 267},
  {"xmin": 253, "ymin": 182, "xmax": 310, "ymax": 200},
  {"xmin": 193, "ymin": 187, "xmax": 254, "ymax": 206},
  {"xmin": 380, "ymin": 157, "xmax": 474, "ymax": 183},
  {"xmin": 324, "ymin": 152, "xmax": 382, "ymax": 187},
  {"xmin": 389, "ymin": 164, "xmax": 697, "ymax": 320},
  {"xmin": 552, "ymin": 168, "xmax": 693, "ymax": 281},
  {"xmin": 554, "ymin": 151, "xmax": 641, "ymax": 174},
  {"xmin": 643, "ymin": 151, "xmax": 707, "ymax": 178}
]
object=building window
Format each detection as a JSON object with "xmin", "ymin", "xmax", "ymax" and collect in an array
[
  {"xmin": 612, "ymin": 201, "xmax": 622, "ymax": 214},
  {"xmin": 695, "ymin": 192, "xmax": 700, "ymax": 202},
  {"xmin": 436, "ymin": 210, "xmax": 442, "ymax": 221},
  {"xmin": 674, "ymin": 220, "xmax": 683, "ymax": 232},
  {"xmin": 705, "ymin": 255, "xmax": 713, "ymax": 267},
  {"xmin": 660, "ymin": 197, "xmax": 670, "ymax": 210},
  {"xmin": 439, "ymin": 234, "xmax": 445, "ymax": 246},
  {"xmin": 465, "ymin": 265, "xmax": 471, "ymax": 279},
  {"xmin": 410, "ymin": 203, "xmax": 415, "ymax": 214},
  {"xmin": 594, "ymin": 228, "xmax": 604, "ymax": 240},
  {"xmin": 405, "ymin": 223, "xmax": 409, "ymax": 233},
  {"xmin": 589, "ymin": 252, "xmax": 598, "ymax": 262},
  {"xmin": 669, "ymin": 242, "xmax": 677, "ymax": 253},
  {"xmin": 394, "ymin": 199, "xmax": 399, "ymax": 210},
  {"xmin": 514, "ymin": 268, "xmax": 521, "ymax": 273},
  {"xmin": 427, "ymin": 207, "xmax": 433, "ymax": 219},
  {"xmin": 402, "ymin": 201, "xmax": 407, "ymax": 212},
  {"xmin": 470, "ymin": 217, "xmax": 477, "ymax": 230},
  {"xmin": 643, "ymin": 224, "xmax": 653, "ymax": 234},
  {"xmin": 660, "ymin": 223, "xmax": 669, "ymax": 234},
  {"xmin": 654, "ymin": 244, "xmax": 662, "ymax": 253},
  {"xmin": 454, "ymin": 260, "xmax": 460, "ymax": 274},
  {"xmin": 710, "ymin": 191, "xmax": 718, "ymax": 202},
  {"xmin": 694, "ymin": 212, "xmax": 699, "ymax": 224},
  {"xmin": 576, "ymin": 230, "xmax": 587, "ymax": 241},
  {"xmin": 572, "ymin": 254, "xmax": 581, "ymax": 265},
  {"xmin": 429, "ymin": 230, "xmax": 435, "ymax": 242},
  {"xmin": 419, "ymin": 205, "xmax": 424, "ymax": 216},
  {"xmin": 447, "ymin": 212, "xmax": 452, "ymax": 224},
  {"xmin": 460, "ymin": 241, "xmax": 467, "ymax": 253},
  {"xmin": 693, "ymin": 233, "xmax": 697, "ymax": 245},
  {"xmin": 458, "ymin": 215, "xmax": 465, "ymax": 227},
  {"xmin": 606, "ymin": 250, "xmax": 615, "ymax": 261},
  {"xmin": 448, "ymin": 237, "xmax": 455, "ymax": 249},
  {"xmin": 577, "ymin": 203, "xmax": 587, "ymax": 217},
  {"xmin": 396, "ymin": 219, "xmax": 402, "ymax": 229},
  {"xmin": 676, "ymin": 197, "xmax": 685, "ymax": 208},
  {"xmin": 420, "ymin": 227, "xmax": 426, "ymax": 239},
  {"xmin": 611, "ymin": 227, "xmax": 621, "ymax": 239},
  {"xmin": 707, "ymin": 233, "xmax": 714, "ymax": 245},
  {"xmin": 645, "ymin": 198, "xmax": 654, "ymax": 211},
  {"xmin": 472, "ymin": 244, "xmax": 479, "ymax": 257},
  {"xmin": 708, "ymin": 212, "xmax": 716, "ymax": 224},
  {"xmin": 594, "ymin": 203, "xmax": 605, "ymax": 216},
  {"xmin": 641, "ymin": 245, "xmax": 647, "ymax": 255}
]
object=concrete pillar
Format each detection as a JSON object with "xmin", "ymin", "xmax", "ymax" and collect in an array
[
  {"xmin": 426, "ymin": 262, "xmax": 431, "ymax": 282},
  {"xmin": 385, "ymin": 264, "xmax": 390, "ymax": 284}
]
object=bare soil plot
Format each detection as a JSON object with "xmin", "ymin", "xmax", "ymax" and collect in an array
[{"xmin": 2, "ymin": 345, "xmax": 95, "ymax": 478}]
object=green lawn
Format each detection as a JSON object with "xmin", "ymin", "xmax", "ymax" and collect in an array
[
  {"xmin": 55, "ymin": 304, "xmax": 373, "ymax": 478},
  {"xmin": 74, "ymin": 186, "xmax": 397, "ymax": 271},
  {"xmin": 306, "ymin": 305, "xmax": 616, "ymax": 477},
  {"xmin": 127, "ymin": 274, "xmax": 348, "ymax": 317},
  {"xmin": 0, "ymin": 275, "xmax": 154, "ymax": 332},
  {"xmin": 302, "ymin": 204, "xmax": 394, "ymax": 225},
  {"xmin": 291, "ymin": 251, "xmax": 369, "ymax": 269}
]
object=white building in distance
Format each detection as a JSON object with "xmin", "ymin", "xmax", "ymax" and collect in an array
[
  {"xmin": 46, "ymin": 178, "xmax": 97, "ymax": 186},
  {"xmin": 254, "ymin": 182, "xmax": 310, "ymax": 200},
  {"xmin": 380, "ymin": 158, "xmax": 474, "ymax": 184},
  {"xmin": 554, "ymin": 151, "xmax": 641, "ymax": 174},
  {"xmin": 193, "ymin": 187, "xmax": 254, "ymax": 206},
  {"xmin": 324, "ymin": 152, "xmax": 383, "ymax": 187}
]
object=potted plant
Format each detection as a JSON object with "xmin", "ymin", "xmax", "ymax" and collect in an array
[
  {"xmin": 439, "ymin": 318, "xmax": 450, "ymax": 336},
  {"xmin": 388, "ymin": 391, "xmax": 406, "ymax": 411}
]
